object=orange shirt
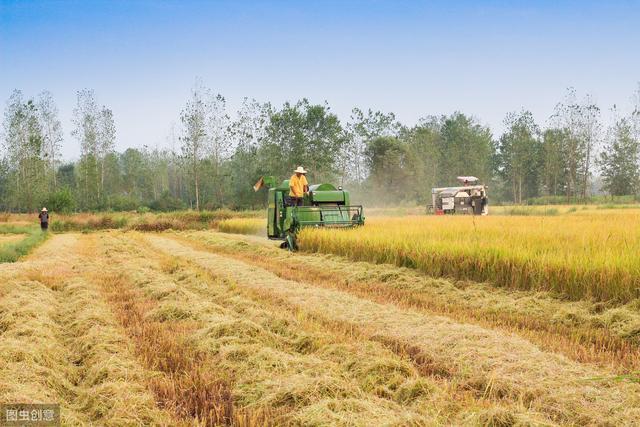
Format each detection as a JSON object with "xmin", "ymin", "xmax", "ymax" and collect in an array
[{"xmin": 289, "ymin": 174, "xmax": 308, "ymax": 197}]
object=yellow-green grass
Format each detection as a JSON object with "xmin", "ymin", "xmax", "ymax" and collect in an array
[
  {"xmin": 217, "ymin": 218, "xmax": 266, "ymax": 235},
  {"xmin": 299, "ymin": 212, "xmax": 640, "ymax": 303},
  {"xmin": 0, "ymin": 224, "xmax": 49, "ymax": 262}
]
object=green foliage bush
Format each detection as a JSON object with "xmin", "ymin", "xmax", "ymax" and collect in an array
[
  {"xmin": 42, "ymin": 188, "xmax": 75, "ymax": 213},
  {"xmin": 527, "ymin": 195, "xmax": 640, "ymax": 205},
  {"xmin": 51, "ymin": 214, "xmax": 129, "ymax": 232},
  {"xmin": 499, "ymin": 207, "xmax": 559, "ymax": 216},
  {"xmin": 148, "ymin": 191, "xmax": 186, "ymax": 212},
  {"xmin": 107, "ymin": 195, "xmax": 140, "ymax": 212}
]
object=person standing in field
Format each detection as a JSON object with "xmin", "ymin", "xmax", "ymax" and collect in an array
[
  {"xmin": 38, "ymin": 207, "xmax": 49, "ymax": 231},
  {"xmin": 289, "ymin": 166, "xmax": 308, "ymax": 206}
]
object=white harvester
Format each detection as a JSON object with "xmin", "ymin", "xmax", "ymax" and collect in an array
[{"xmin": 429, "ymin": 176, "xmax": 488, "ymax": 215}]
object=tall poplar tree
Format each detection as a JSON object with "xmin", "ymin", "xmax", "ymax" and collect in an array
[
  {"xmin": 599, "ymin": 114, "xmax": 640, "ymax": 196},
  {"xmin": 180, "ymin": 81, "xmax": 207, "ymax": 210},
  {"xmin": 72, "ymin": 89, "xmax": 100, "ymax": 209}
]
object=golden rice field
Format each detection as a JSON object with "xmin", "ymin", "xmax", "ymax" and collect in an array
[
  {"xmin": 300, "ymin": 211, "xmax": 640, "ymax": 302},
  {"xmin": 2, "ymin": 208, "xmax": 640, "ymax": 425},
  {"xmin": 217, "ymin": 217, "xmax": 265, "ymax": 236}
]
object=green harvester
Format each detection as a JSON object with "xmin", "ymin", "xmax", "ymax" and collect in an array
[{"xmin": 255, "ymin": 176, "xmax": 365, "ymax": 250}]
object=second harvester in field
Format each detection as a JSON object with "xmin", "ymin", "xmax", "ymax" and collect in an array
[
  {"xmin": 430, "ymin": 176, "xmax": 489, "ymax": 215},
  {"xmin": 254, "ymin": 167, "xmax": 365, "ymax": 250}
]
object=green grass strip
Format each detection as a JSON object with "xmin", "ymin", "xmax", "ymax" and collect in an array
[{"xmin": 0, "ymin": 225, "xmax": 50, "ymax": 263}]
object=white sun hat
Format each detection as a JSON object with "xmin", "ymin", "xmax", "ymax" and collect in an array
[
  {"xmin": 41, "ymin": 207, "xmax": 48, "ymax": 212},
  {"xmin": 294, "ymin": 166, "xmax": 307, "ymax": 174}
]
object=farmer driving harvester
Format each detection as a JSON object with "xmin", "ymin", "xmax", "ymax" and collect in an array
[
  {"xmin": 289, "ymin": 166, "xmax": 309, "ymax": 206},
  {"xmin": 253, "ymin": 167, "xmax": 365, "ymax": 250}
]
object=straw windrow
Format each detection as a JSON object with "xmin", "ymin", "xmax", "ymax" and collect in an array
[
  {"xmin": 0, "ymin": 235, "xmax": 174, "ymax": 425},
  {"xmin": 177, "ymin": 230, "xmax": 640, "ymax": 370},
  {"xmin": 147, "ymin": 234, "xmax": 640, "ymax": 425}
]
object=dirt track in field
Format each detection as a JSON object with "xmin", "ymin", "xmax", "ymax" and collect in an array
[{"xmin": 2, "ymin": 231, "xmax": 639, "ymax": 426}]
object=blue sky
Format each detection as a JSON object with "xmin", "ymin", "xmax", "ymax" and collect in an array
[{"xmin": 1, "ymin": 0, "xmax": 639, "ymax": 159}]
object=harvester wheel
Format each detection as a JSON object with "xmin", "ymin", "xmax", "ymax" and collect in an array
[{"xmin": 285, "ymin": 232, "xmax": 298, "ymax": 252}]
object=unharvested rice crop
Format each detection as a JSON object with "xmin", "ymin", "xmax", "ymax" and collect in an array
[
  {"xmin": 299, "ymin": 212, "xmax": 640, "ymax": 302},
  {"xmin": 217, "ymin": 218, "xmax": 266, "ymax": 235}
]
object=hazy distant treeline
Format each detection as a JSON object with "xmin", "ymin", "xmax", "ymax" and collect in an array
[{"xmin": 1, "ymin": 82, "xmax": 639, "ymax": 212}]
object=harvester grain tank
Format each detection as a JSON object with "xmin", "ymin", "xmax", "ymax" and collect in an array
[
  {"xmin": 430, "ymin": 176, "xmax": 488, "ymax": 215},
  {"xmin": 254, "ymin": 176, "xmax": 365, "ymax": 250}
]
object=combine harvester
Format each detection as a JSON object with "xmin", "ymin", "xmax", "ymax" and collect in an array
[
  {"xmin": 429, "ymin": 176, "xmax": 489, "ymax": 215},
  {"xmin": 254, "ymin": 176, "xmax": 365, "ymax": 250}
]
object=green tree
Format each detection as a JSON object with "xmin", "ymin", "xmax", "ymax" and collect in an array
[
  {"xmin": 180, "ymin": 84, "xmax": 206, "ymax": 210},
  {"xmin": 365, "ymin": 136, "xmax": 409, "ymax": 204},
  {"xmin": 497, "ymin": 111, "xmax": 541, "ymax": 203},
  {"xmin": 98, "ymin": 106, "xmax": 116, "ymax": 199},
  {"xmin": 540, "ymin": 128, "xmax": 568, "ymax": 196},
  {"xmin": 0, "ymin": 158, "xmax": 9, "ymax": 210},
  {"xmin": 36, "ymin": 91, "xmax": 63, "ymax": 190},
  {"xmin": 439, "ymin": 112, "xmax": 494, "ymax": 185},
  {"xmin": 56, "ymin": 163, "xmax": 76, "ymax": 191},
  {"xmin": 599, "ymin": 116, "xmax": 639, "ymax": 196},
  {"xmin": 120, "ymin": 148, "xmax": 148, "ymax": 202},
  {"xmin": 261, "ymin": 99, "xmax": 344, "ymax": 183},
  {"xmin": 342, "ymin": 108, "xmax": 399, "ymax": 185},
  {"xmin": 2, "ymin": 90, "xmax": 47, "ymax": 211},
  {"xmin": 227, "ymin": 99, "xmax": 270, "ymax": 208},
  {"xmin": 72, "ymin": 89, "xmax": 101, "ymax": 209},
  {"xmin": 44, "ymin": 187, "xmax": 75, "ymax": 213},
  {"xmin": 403, "ymin": 117, "xmax": 442, "ymax": 203},
  {"xmin": 552, "ymin": 88, "xmax": 601, "ymax": 200},
  {"xmin": 632, "ymin": 83, "xmax": 640, "ymax": 142}
]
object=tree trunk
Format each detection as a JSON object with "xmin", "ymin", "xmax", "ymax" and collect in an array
[
  {"xmin": 84, "ymin": 161, "xmax": 89, "ymax": 209},
  {"xmin": 194, "ymin": 162, "xmax": 200, "ymax": 211},
  {"xmin": 100, "ymin": 158, "xmax": 105, "ymax": 200},
  {"xmin": 96, "ymin": 158, "xmax": 101, "ymax": 203},
  {"xmin": 582, "ymin": 156, "xmax": 590, "ymax": 200}
]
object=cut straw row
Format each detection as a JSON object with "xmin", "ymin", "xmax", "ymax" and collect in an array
[{"xmin": 149, "ymin": 233, "xmax": 640, "ymax": 425}]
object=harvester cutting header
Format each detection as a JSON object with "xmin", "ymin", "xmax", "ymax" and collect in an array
[{"xmin": 254, "ymin": 167, "xmax": 365, "ymax": 250}]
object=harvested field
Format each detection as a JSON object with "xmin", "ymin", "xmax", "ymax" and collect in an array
[{"xmin": 2, "ymin": 224, "xmax": 639, "ymax": 425}]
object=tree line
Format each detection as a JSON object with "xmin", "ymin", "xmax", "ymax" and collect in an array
[{"xmin": 1, "ymin": 82, "xmax": 639, "ymax": 212}]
